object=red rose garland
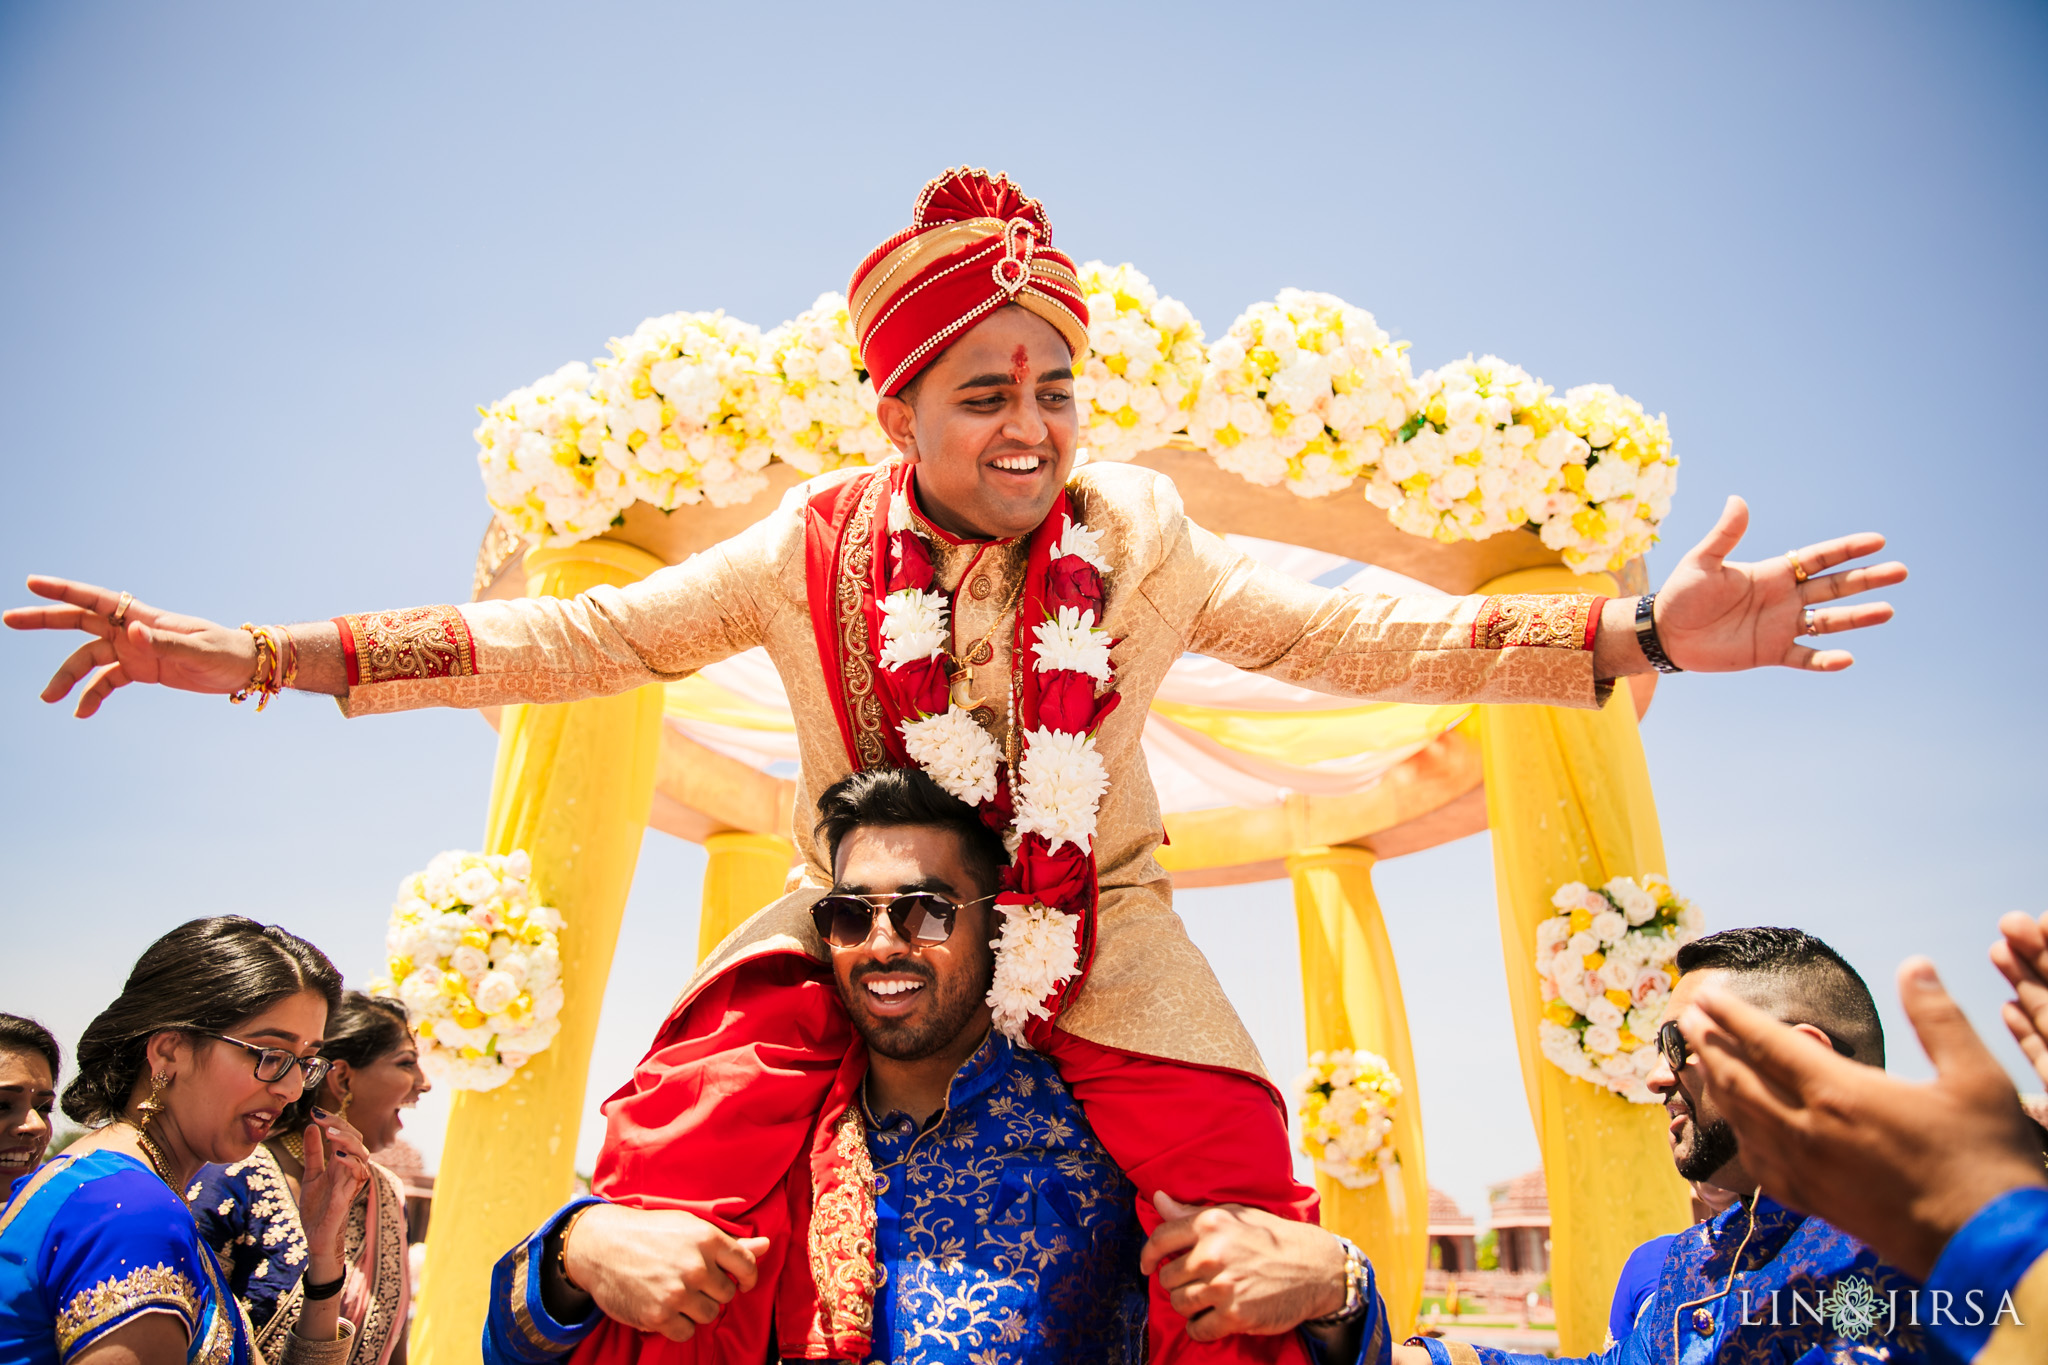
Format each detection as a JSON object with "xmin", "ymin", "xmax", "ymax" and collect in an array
[{"xmin": 867, "ymin": 465, "xmax": 1117, "ymax": 1037}]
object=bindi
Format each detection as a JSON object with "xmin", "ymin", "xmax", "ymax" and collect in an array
[{"xmin": 1009, "ymin": 345, "xmax": 1030, "ymax": 385}]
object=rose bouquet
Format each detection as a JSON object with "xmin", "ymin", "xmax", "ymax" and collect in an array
[
  {"xmin": 1071, "ymin": 262, "xmax": 1205, "ymax": 463},
  {"xmin": 1294, "ymin": 1049, "xmax": 1403, "ymax": 1189},
  {"xmin": 591, "ymin": 310, "xmax": 779, "ymax": 511},
  {"xmin": 759, "ymin": 293, "xmax": 890, "ymax": 475},
  {"xmin": 474, "ymin": 363, "xmax": 634, "ymax": 548},
  {"xmin": 372, "ymin": 850, "xmax": 565, "ymax": 1092},
  {"xmin": 1189, "ymin": 289, "xmax": 1416, "ymax": 497},
  {"xmin": 1534, "ymin": 874, "xmax": 1704, "ymax": 1103}
]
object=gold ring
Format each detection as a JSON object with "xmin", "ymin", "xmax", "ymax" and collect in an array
[
  {"xmin": 1784, "ymin": 552, "xmax": 1810, "ymax": 584},
  {"xmin": 110, "ymin": 591, "xmax": 134, "ymax": 629}
]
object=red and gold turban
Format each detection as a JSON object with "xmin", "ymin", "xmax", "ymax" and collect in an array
[{"xmin": 848, "ymin": 167, "xmax": 1090, "ymax": 397}]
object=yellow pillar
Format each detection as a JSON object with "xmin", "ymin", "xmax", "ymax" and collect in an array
[
  {"xmin": 1286, "ymin": 846, "xmax": 1429, "ymax": 1343},
  {"xmin": 413, "ymin": 541, "xmax": 670, "ymax": 1365},
  {"xmin": 697, "ymin": 830, "xmax": 796, "ymax": 961},
  {"xmin": 1473, "ymin": 566, "xmax": 1691, "ymax": 1355}
]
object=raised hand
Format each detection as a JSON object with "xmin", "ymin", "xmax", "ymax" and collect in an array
[
  {"xmin": 1679, "ymin": 960, "xmax": 2045, "ymax": 1279},
  {"xmin": 1990, "ymin": 909, "xmax": 2048, "ymax": 1089},
  {"xmin": 1653, "ymin": 495, "xmax": 1907, "ymax": 672},
  {"xmin": 556, "ymin": 1203, "xmax": 771, "ymax": 1342},
  {"xmin": 297, "ymin": 1117, "xmax": 372, "ymax": 1276},
  {"xmin": 3, "ymin": 577, "xmax": 258, "ymax": 716}
]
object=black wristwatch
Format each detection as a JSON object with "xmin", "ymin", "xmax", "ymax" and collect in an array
[{"xmin": 1633, "ymin": 593, "xmax": 1683, "ymax": 674}]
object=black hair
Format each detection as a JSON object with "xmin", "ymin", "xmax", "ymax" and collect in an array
[
  {"xmin": 1675, "ymin": 926, "xmax": 1885, "ymax": 1067},
  {"xmin": 814, "ymin": 767, "xmax": 1008, "ymax": 896},
  {"xmin": 279, "ymin": 991, "xmax": 412, "ymax": 1131},
  {"xmin": 0, "ymin": 1014, "xmax": 61, "ymax": 1083},
  {"xmin": 63, "ymin": 916, "xmax": 344, "ymax": 1125}
]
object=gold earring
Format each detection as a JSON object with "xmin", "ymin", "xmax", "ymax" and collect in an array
[
  {"xmin": 137, "ymin": 1072, "xmax": 169, "ymax": 1122},
  {"xmin": 337, "ymin": 1086, "xmax": 352, "ymax": 1121}
]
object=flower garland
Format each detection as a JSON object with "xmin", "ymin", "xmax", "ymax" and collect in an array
[
  {"xmin": 371, "ymin": 850, "xmax": 565, "ymax": 1092},
  {"xmin": 475, "ymin": 362, "xmax": 633, "ymax": 548},
  {"xmin": 1537, "ymin": 384, "xmax": 1679, "ymax": 574},
  {"xmin": 1293, "ymin": 1049, "xmax": 1403, "ymax": 1189},
  {"xmin": 760, "ymin": 293, "xmax": 891, "ymax": 476},
  {"xmin": 1534, "ymin": 874, "xmax": 1704, "ymax": 1103},
  {"xmin": 1366, "ymin": 356, "xmax": 1554, "ymax": 545},
  {"xmin": 591, "ymin": 310, "xmax": 780, "ymax": 510},
  {"xmin": 873, "ymin": 483, "xmax": 1116, "ymax": 1038},
  {"xmin": 1188, "ymin": 289, "xmax": 1417, "ymax": 497},
  {"xmin": 1071, "ymin": 262, "xmax": 1205, "ymax": 463}
]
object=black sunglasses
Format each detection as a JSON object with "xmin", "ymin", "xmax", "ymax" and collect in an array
[
  {"xmin": 811, "ymin": 890, "xmax": 996, "ymax": 949},
  {"xmin": 204, "ymin": 1032, "xmax": 332, "ymax": 1091},
  {"xmin": 1656, "ymin": 1018, "xmax": 1853, "ymax": 1075}
]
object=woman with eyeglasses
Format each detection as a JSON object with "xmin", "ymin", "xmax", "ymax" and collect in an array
[
  {"xmin": 0, "ymin": 916, "xmax": 366, "ymax": 1365},
  {"xmin": 191, "ymin": 993, "xmax": 430, "ymax": 1365}
]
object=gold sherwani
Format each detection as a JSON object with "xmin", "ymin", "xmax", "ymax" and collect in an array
[{"xmin": 339, "ymin": 461, "xmax": 1603, "ymax": 1076}]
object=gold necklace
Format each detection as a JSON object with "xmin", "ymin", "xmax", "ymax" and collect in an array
[
  {"xmin": 121, "ymin": 1119, "xmax": 179, "ymax": 1192},
  {"xmin": 278, "ymin": 1130, "xmax": 305, "ymax": 1164}
]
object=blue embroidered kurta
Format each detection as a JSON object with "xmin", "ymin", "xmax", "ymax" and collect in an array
[
  {"xmin": 0, "ymin": 1149, "xmax": 254, "ymax": 1365},
  {"xmin": 1920, "ymin": 1185, "xmax": 2048, "ymax": 1363},
  {"xmin": 1408, "ymin": 1196, "xmax": 1935, "ymax": 1365},
  {"xmin": 485, "ymin": 1030, "xmax": 1149, "ymax": 1365}
]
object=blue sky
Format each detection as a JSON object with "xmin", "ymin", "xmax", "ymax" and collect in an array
[{"xmin": 3, "ymin": 1, "xmax": 2044, "ymax": 1224}]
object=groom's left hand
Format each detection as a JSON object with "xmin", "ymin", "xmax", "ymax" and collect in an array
[
  {"xmin": 1140, "ymin": 1192, "xmax": 1346, "ymax": 1340},
  {"xmin": 1592, "ymin": 494, "xmax": 1907, "ymax": 676}
]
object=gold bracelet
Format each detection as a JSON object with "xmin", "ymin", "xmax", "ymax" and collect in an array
[{"xmin": 555, "ymin": 1204, "xmax": 596, "ymax": 1291}]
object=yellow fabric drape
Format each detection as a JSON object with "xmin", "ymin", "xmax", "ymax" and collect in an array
[
  {"xmin": 413, "ymin": 541, "xmax": 670, "ymax": 1365},
  {"xmin": 1474, "ymin": 566, "xmax": 1691, "ymax": 1355},
  {"xmin": 697, "ymin": 830, "xmax": 795, "ymax": 961},
  {"xmin": 1287, "ymin": 847, "xmax": 1429, "ymax": 1343}
]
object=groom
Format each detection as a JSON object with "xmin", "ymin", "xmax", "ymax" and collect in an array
[{"xmin": 8, "ymin": 167, "xmax": 1905, "ymax": 1361}]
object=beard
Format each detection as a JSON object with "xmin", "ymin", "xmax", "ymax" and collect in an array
[
  {"xmin": 841, "ymin": 951, "xmax": 992, "ymax": 1062},
  {"xmin": 1674, "ymin": 1112, "xmax": 1741, "ymax": 1183}
]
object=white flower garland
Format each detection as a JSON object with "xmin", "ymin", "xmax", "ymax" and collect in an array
[
  {"xmin": 372, "ymin": 849, "xmax": 565, "ymax": 1092},
  {"xmin": 876, "ymin": 495, "xmax": 1109, "ymax": 1039},
  {"xmin": 1293, "ymin": 1049, "xmax": 1403, "ymax": 1189},
  {"xmin": 1189, "ymin": 289, "xmax": 1417, "ymax": 497},
  {"xmin": 1072, "ymin": 262, "xmax": 1205, "ymax": 463},
  {"xmin": 1534, "ymin": 874, "xmax": 1705, "ymax": 1103}
]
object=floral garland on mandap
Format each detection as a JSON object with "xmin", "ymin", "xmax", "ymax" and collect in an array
[
  {"xmin": 372, "ymin": 850, "xmax": 566, "ymax": 1092},
  {"xmin": 872, "ymin": 475, "xmax": 1115, "ymax": 1038},
  {"xmin": 1071, "ymin": 262, "xmax": 1205, "ymax": 464},
  {"xmin": 1293, "ymin": 1049, "xmax": 1403, "ymax": 1189},
  {"xmin": 1534, "ymin": 874, "xmax": 1703, "ymax": 1103},
  {"xmin": 476, "ymin": 284, "xmax": 1675, "ymax": 573}
]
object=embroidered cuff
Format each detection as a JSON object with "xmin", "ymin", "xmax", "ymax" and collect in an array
[
  {"xmin": 333, "ymin": 606, "xmax": 478, "ymax": 689},
  {"xmin": 1922, "ymin": 1185, "xmax": 2048, "ymax": 1362},
  {"xmin": 483, "ymin": 1195, "xmax": 606, "ymax": 1365},
  {"xmin": 1472, "ymin": 595, "xmax": 1604, "ymax": 653}
]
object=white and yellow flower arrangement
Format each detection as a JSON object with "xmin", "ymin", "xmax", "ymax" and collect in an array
[
  {"xmin": 372, "ymin": 849, "xmax": 565, "ymax": 1093},
  {"xmin": 759, "ymin": 292, "xmax": 890, "ymax": 476},
  {"xmin": 1071, "ymin": 262, "xmax": 1205, "ymax": 463},
  {"xmin": 474, "ymin": 362, "xmax": 631, "ymax": 548},
  {"xmin": 1188, "ymin": 289, "xmax": 1417, "ymax": 498},
  {"xmin": 1293, "ymin": 1049, "xmax": 1403, "ymax": 1189},
  {"xmin": 1533, "ymin": 874, "xmax": 1704, "ymax": 1103}
]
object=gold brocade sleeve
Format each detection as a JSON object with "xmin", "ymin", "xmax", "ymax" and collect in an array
[
  {"xmin": 336, "ymin": 491, "xmax": 804, "ymax": 717},
  {"xmin": 1140, "ymin": 478, "xmax": 1603, "ymax": 709}
]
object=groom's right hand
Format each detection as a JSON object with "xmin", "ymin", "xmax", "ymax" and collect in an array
[{"xmin": 554, "ymin": 1204, "xmax": 772, "ymax": 1342}]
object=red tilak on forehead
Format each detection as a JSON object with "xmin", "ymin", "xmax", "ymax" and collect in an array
[{"xmin": 1010, "ymin": 345, "xmax": 1030, "ymax": 385}]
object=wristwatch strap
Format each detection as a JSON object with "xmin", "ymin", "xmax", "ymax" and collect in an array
[
  {"xmin": 1303, "ymin": 1234, "xmax": 1370, "ymax": 1327},
  {"xmin": 1633, "ymin": 593, "xmax": 1684, "ymax": 674}
]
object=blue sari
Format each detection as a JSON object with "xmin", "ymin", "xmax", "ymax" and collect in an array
[{"xmin": 0, "ymin": 1149, "xmax": 254, "ymax": 1365}]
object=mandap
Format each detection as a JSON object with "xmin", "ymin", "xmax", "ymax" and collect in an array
[{"xmin": 401, "ymin": 279, "xmax": 1694, "ymax": 1362}]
